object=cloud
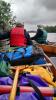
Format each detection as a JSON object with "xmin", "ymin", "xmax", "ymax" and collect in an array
[
  {"xmin": 40, "ymin": 0, "xmax": 56, "ymax": 10},
  {"xmin": 3, "ymin": 0, "xmax": 56, "ymax": 30}
]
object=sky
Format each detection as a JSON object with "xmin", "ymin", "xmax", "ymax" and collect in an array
[{"xmin": 3, "ymin": 0, "xmax": 56, "ymax": 30}]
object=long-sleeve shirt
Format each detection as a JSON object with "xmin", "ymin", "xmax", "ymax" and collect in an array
[
  {"xmin": 0, "ymin": 32, "xmax": 10, "ymax": 40},
  {"xmin": 0, "ymin": 31, "xmax": 32, "ymax": 45},
  {"xmin": 31, "ymin": 29, "xmax": 43, "ymax": 40},
  {"xmin": 31, "ymin": 29, "xmax": 47, "ymax": 43},
  {"xmin": 24, "ymin": 31, "xmax": 32, "ymax": 45}
]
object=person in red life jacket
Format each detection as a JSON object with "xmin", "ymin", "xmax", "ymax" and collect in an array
[{"xmin": 0, "ymin": 23, "xmax": 32, "ymax": 47}]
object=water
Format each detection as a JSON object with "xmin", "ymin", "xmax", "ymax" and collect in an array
[
  {"xmin": 47, "ymin": 33, "xmax": 56, "ymax": 42},
  {"xmin": 29, "ymin": 32, "xmax": 56, "ymax": 42},
  {"xmin": 48, "ymin": 33, "xmax": 56, "ymax": 65},
  {"xmin": 50, "ymin": 57, "xmax": 56, "ymax": 66}
]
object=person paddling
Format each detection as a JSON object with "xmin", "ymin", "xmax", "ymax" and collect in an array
[
  {"xmin": 31, "ymin": 26, "xmax": 48, "ymax": 44},
  {"xmin": 0, "ymin": 23, "xmax": 32, "ymax": 48}
]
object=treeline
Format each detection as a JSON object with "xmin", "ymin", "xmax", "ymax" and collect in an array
[
  {"xmin": 0, "ymin": 0, "xmax": 16, "ymax": 32},
  {"xmin": 44, "ymin": 26, "xmax": 56, "ymax": 33}
]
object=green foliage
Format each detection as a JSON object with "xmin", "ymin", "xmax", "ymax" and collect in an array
[
  {"xmin": 44, "ymin": 26, "xmax": 56, "ymax": 33},
  {"xmin": 0, "ymin": 60, "xmax": 11, "ymax": 76},
  {"xmin": 0, "ymin": 0, "xmax": 15, "ymax": 32},
  {"xmin": 37, "ymin": 25, "xmax": 56, "ymax": 33}
]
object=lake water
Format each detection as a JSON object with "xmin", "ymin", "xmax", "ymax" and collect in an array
[
  {"xmin": 29, "ymin": 33, "xmax": 56, "ymax": 42},
  {"xmin": 47, "ymin": 33, "xmax": 56, "ymax": 42}
]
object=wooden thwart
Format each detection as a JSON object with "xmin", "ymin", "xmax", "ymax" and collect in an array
[
  {"xmin": 9, "ymin": 63, "xmax": 53, "ymax": 100},
  {"xmin": 10, "ymin": 63, "xmax": 52, "ymax": 71}
]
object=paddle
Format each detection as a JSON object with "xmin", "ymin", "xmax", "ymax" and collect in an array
[
  {"xmin": 10, "ymin": 63, "xmax": 56, "ymax": 87},
  {"xmin": 9, "ymin": 65, "xmax": 28, "ymax": 100},
  {"xmin": 9, "ymin": 67, "xmax": 19, "ymax": 100},
  {"xmin": 28, "ymin": 79, "xmax": 45, "ymax": 100},
  {"xmin": 9, "ymin": 63, "xmax": 53, "ymax": 100}
]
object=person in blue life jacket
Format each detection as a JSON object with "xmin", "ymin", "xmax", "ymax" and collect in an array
[
  {"xmin": 0, "ymin": 23, "xmax": 32, "ymax": 47},
  {"xmin": 31, "ymin": 26, "xmax": 48, "ymax": 44}
]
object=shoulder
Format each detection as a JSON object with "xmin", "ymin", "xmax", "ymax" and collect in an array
[{"xmin": 43, "ymin": 30, "xmax": 48, "ymax": 34}]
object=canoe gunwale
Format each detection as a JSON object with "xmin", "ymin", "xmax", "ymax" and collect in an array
[{"xmin": 38, "ymin": 44, "xmax": 56, "ymax": 54}]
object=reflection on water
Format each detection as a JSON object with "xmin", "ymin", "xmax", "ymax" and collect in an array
[
  {"xmin": 47, "ymin": 33, "xmax": 56, "ymax": 42},
  {"xmin": 50, "ymin": 57, "xmax": 56, "ymax": 66}
]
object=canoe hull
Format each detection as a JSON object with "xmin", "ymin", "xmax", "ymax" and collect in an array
[{"xmin": 38, "ymin": 44, "xmax": 56, "ymax": 54}]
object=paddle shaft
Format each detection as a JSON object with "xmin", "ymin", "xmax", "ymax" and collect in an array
[
  {"xmin": 9, "ymin": 66, "xmax": 28, "ymax": 100},
  {"xmin": 9, "ymin": 68, "xmax": 19, "ymax": 100}
]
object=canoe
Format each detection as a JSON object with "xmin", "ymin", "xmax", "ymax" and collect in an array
[
  {"xmin": 32, "ymin": 40, "xmax": 56, "ymax": 54},
  {"xmin": 0, "ymin": 54, "xmax": 56, "ymax": 100},
  {"xmin": 38, "ymin": 44, "xmax": 56, "ymax": 54},
  {"xmin": 0, "ymin": 45, "xmax": 56, "ymax": 100},
  {"xmin": 0, "ymin": 39, "xmax": 10, "ymax": 52},
  {"xmin": 1, "ymin": 39, "xmax": 56, "ymax": 54}
]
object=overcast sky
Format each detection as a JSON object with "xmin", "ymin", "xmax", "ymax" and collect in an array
[{"xmin": 3, "ymin": 0, "xmax": 56, "ymax": 30}]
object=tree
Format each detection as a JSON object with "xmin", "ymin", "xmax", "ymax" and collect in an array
[
  {"xmin": 0, "ymin": 0, "xmax": 15, "ymax": 32},
  {"xmin": 44, "ymin": 26, "xmax": 56, "ymax": 33}
]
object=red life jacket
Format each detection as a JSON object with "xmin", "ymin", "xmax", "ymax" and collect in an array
[{"xmin": 10, "ymin": 27, "xmax": 27, "ymax": 47}]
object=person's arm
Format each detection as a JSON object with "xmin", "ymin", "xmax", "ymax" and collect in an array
[
  {"xmin": 24, "ymin": 31, "xmax": 33, "ymax": 45},
  {"xmin": 0, "ymin": 31, "xmax": 10, "ymax": 40},
  {"xmin": 31, "ymin": 29, "xmax": 43, "ymax": 40}
]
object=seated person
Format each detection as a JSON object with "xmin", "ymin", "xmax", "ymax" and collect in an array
[
  {"xmin": 31, "ymin": 26, "xmax": 48, "ymax": 44},
  {"xmin": 0, "ymin": 23, "xmax": 32, "ymax": 47}
]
